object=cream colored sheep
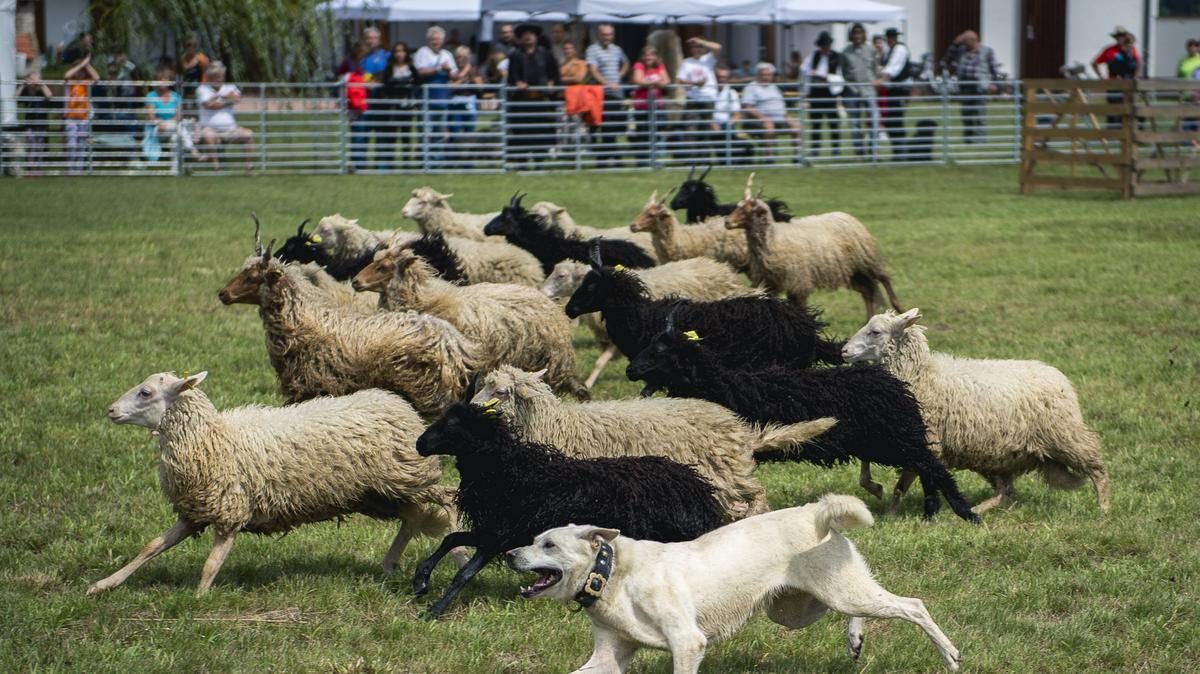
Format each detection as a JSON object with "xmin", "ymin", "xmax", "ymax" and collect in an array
[
  {"xmin": 401, "ymin": 187, "xmax": 499, "ymax": 242},
  {"xmin": 92, "ymin": 372, "xmax": 457, "ymax": 595},
  {"xmin": 471, "ymin": 366, "xmax": 837, "ymax": 522},
  {"xmin": 532, "ymin": 200, "xmax": 659, "ymax": 261},
  {"xmin": 310, "ymin": 213, "xmax": 414, "ymax": 268},
  {"xmin": 219, "ymin": 253, "xmax": 483, "ymax": 416},
  {"xmin": 842, "ymin": 309, "xmax": 1111, "ymax": 514},
  {"xmin": 406, "ymin": 233, "xmax": 545, "ymax": 287},
  {"xmin": 541, "ymin": 258, "xmax": 762, "ymax": 388},
  {"xmin": 353, "ymin": 248, "xmax": 589, "ymax": 400},
  {"xmin": 220, "ymin": 256, "xmax": 379, "ymax": 314},
  {"xmin": 630, "ymin": 191, "xmax": 750, "ymax": 271},
  {"xmin": 726, "ymin": 175, "xmax": 902, "ymax": 321}
]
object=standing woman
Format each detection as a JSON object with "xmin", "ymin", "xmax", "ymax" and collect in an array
[
  {"xmin": 343, "ymin": 42, "xmax": 372, "ymax": 171},
  {"xmin": 377, "ymin": 41, "xmax": 417, "ymax": 170},
  {"xmin": 449, "ymin": 45, "xmax": 482, "ymax": 142},
  {"xmin": 630, "ymin": 46, "xmax": 668, "ymax": 167}
]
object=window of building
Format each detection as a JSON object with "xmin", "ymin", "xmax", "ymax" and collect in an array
[{"xmin": 1162, "ymin": 0, "xmax": 1200, "ymax": 17}]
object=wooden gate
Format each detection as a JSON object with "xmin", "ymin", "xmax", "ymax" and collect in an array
[{"xmin": 1020, "ymin": 79, "xmax": 1200, "ymax": 199}]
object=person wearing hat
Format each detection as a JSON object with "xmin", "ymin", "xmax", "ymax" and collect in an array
[
  {"xmin": 1092, "ymin": 26, "xmax": 1140, "ymax": 80},
  {"xmin": 801, "ymin": 30, "xmax": 844, "ymax": 157},
  {"xmin": 507, "ymin": 23, "xmax": 561, "ymax": 163},
  {"xmin": 874, "ymin": 27, "xmax": 912, "ymax": 157},
  {"xmin": 842, "ymin": 22, "xmax": 879, "ymax": 158}
]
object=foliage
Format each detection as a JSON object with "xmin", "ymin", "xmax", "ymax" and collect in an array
[
  {"xmin": 0, "ymin": 167, "xmax": 1198, "ymax": 672},
  {"xmin": 88, "ymin": 0, "xmax": 340, "ymax": 81}
]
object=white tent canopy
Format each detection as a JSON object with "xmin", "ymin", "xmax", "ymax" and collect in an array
[
  {"xmin": 482, "ymin": 0, "xmax": 774, "ymax": 20},
  {"xmin": 776, "ymin": 0, "xmax": 904, "ymax": 23},
  {"xmin": 319, "ymin": 0, "xmax": 483, "ymax": 22}
]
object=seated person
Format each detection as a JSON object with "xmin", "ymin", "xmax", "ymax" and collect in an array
[
  {"xmin": 740, "ymin": 62, "xmax": 804, "ymax": 162},
  {"xmin": 195, "ymin": 60, "xmax": 253, "ymax": 170}
]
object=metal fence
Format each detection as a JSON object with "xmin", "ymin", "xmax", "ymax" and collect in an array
[{"xmin": 0, "ymin": 78, "xmax": 1028, "ymax": 176}]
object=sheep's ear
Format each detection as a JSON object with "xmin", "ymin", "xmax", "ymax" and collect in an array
[
  {"xmin": 588, "ymin": 241, "xmax": 604, "ymax": 269},
  {"xmin": 176, "ymin": 371, "xmax": 208, "ymax": 392},
  {"xmin": 897, "ymin": 308, "xmax": 922, "ymax": 328},
  {"xmin": 578, "ymin": 526, "xmax": 620, "ymax": 546},
  {"xmin": 553, "ymin": 207, "xmax": 565, "ymax": 216}
]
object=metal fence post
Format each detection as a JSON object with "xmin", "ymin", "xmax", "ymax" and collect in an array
[
  {"xmin": 259, "ymin": 83, "xmax": 267, "ymax": 172},
  {"xmin": 337, "ymin": 82, "xmax": 348, "ymax": 174},
  {"xmin": 422, "ymin": 86, "xmax": 431, "ymax": 173},
  {"xmin": 649, "ymin": 102, "xmax": 658, "ymax": 169},
  {"xmin": 1012, "ymin": 79, "xmax": 1022, "ymax": 161},
  {"xmin": 498, "ymin": 85, "xmax": 508, "ymax": 171},
  {"xmin": 940, "ymin": 82, "xmax": 951, "ymax": 165}
]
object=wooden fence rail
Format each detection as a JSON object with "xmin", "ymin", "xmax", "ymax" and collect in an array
[{"xmin": 1020, "ymin": 79, "xmax": 1200, "ymax": 199}]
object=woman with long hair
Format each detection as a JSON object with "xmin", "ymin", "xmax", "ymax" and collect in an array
[{"xmin": 377, "ymin": 41, "xmax": 418, "ymax": 170}]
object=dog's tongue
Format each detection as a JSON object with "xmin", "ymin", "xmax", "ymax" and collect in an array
[{"xmin": 520, "ymin": 571, "xmax": 558, "ymax": 598}]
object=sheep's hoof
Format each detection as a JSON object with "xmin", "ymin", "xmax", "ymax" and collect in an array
[
  {"xmin": 86, "ymin": 583, "xmax": 106, "ymax": 595},
  {"xmin": 848, "ymin": 634, "xmax": 863, "ymax": 661},
  {"xmin": 864, "ymin": 483, "xmax": 885, "ymax": 501},
  {"xmin": 412, "ymin": 578, "xmax": 430, "ymax": 596}
]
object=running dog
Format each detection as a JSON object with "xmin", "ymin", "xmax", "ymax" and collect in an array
[{"xmin": 506, "ymin": 494, "xmax": 961, "ymax": 673}]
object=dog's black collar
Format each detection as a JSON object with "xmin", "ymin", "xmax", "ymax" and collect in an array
[{"xmin": 573, "ymin": 541, "xmax": 614, "ymax": 609}]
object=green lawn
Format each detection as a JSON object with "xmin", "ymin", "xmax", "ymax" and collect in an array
[{"xmin": 1, "ymin": 167, "xmax": 1197, "ymax": 673}]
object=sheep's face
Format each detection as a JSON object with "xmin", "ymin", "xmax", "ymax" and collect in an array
[
  {"xmin": 530, "ymin": 202, "xmax": 567, "ymax": 228},
  {"xmin": 630, "ymin": 198, "xmax": 672, "ymax": 233},
  {"xmin": 272, "ymin": 219, "xmax": 319, "ymax": 265},
  {"xmin": 670, "ymin": 178, "xmax": 709, "ymax": 212},
  {"xmin": 401, "ymin": 189, "xmax": 439, "ymax": 220},
  {"xmin": 485, "ymin": 193, "xmax": 528, "ymax": 236},
  {"xmin": 108, "ymin": 371, "xmax": 208, "ymax": 429},
  {"xmin": 626, "ymin": 329, "xmax": 702, "ymax": 387},
  {"xmin": 352, "ymin": 249, "xmax": 399, "ymax": 292},
  {"xmin": 471, "ymin": 366, "xmax": 549, "ymax": 411},
  {"xmin": 564, "ymin": 269, "xmax": 605, "ymax": 318},
  {"xmin": 311, "ymin": 215, "xmax": 355, "ymax": 252},
  {"xmin": 842, "ymin": 309, "xmax": 921, "ymax": 364},
  {"xmin": 507, "ymin": 525, "xmax": 620, "ymax": 603},
  {"xmin": 218, "ymin": 257, "xmax": 267, "ymax": 305},
  {"xmin": 415, "ymin": 402, "xmax": 499, "ymax": 458},
  {"xmin": 726, "ymin": 198, "xmax": 770, "ymax": 230},
  {"xmin": 541, "ymin": 261, "xmax": 589, "ymax": 299}
]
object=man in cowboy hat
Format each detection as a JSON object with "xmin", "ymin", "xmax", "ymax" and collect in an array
[
  {"xmin": 874, "ymin": 27, "xmax": 912, "ymax": 158},
  {"xmin": 507, "ymin": 24, "xmax": 560, "ymax": 163},
  {"xmin": 801, "ymin": 30, "xmax": 844, "ymax": 157},
  {"xmin": 1092, "ymin": 26, "xmax": 1141, "ymax": 80}
]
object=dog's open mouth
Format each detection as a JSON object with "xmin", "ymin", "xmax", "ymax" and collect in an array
[{"xmin": 520, "ymin": 568, "xmax": 562, "ymax": 598}]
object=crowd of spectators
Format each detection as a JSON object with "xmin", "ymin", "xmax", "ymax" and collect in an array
[{"xmin": 11, "ymin": 22, "xmax": 1200, "ymax": 173}]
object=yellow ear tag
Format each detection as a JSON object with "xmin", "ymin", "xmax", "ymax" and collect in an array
[
  {"xmin": 181, "ymin": 370, "xmax": 192, "ymax": 378},
  {"xmin": 683, "ymin": 330, "xmax": 701, "ymax": 341},
  {"xmin": 482, "ymin": 408, "xmax": 500, "ymax": 417},
  {"xmin": 612, "ymin": 264, "xmax": 625, "ymax": 272},
  {"xmin": 308, "ymin": 234, "xmax": 323, "ymax": 244},
  {"xmin": 481, "ymin": 398, "xmax": 500, "ymax": 408}
]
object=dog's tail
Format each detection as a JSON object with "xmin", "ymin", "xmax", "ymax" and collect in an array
[
  {"xmin": 812, "ymin": 494, "xmax": 874, "ymax": 539},
  {"xmin": 753, "ymin": 417, "xmax": 837, "ymax": 456}
]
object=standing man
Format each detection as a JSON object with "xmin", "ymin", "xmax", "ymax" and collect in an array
[
  {"xmin": 676, "ymin": 36, "xmax": 721, "ymax": 160},
  {"xmin": 874, "ymin": 27, "xmax": 912, "ymax": 158},
  {"xmin": 741, "ymin": 62, "xmax": 804, "ymax": 163},
  {"xmin": 802, "ymin": 30, "xmax": 843, "ymax": 157},
  {"xmin": 415, "ymin": 26, "xmax": 457, "ymax": 163},
  {"xmin": 585, "ymin": 24, "xmax": 629, "ymax": 167},
  {"xmin": 1092, "ymin": 27, "xmax": 1141, "ymax": 128},
  {"xmin": 954, "ymin": 30, "xmax": 1003, "ymax": 144},
  {"xmin": 507, "ymin": 24, "xmax": 560, "ymax": 164},
  {"xmin": 842, "ymin": 22, "xmax": 878, "ymax": 158}
]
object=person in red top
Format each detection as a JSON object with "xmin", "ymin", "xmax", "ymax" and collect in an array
[
  {"xmin": 1092, "ymin": 27, "xmax": 1141, "ymax": 129},
  {"xmin": 631, "ymin": 46, "xmax": 669, "ymax": 167},
  {"xmin": 344, "ymin": 42, "xmax": 372, "ymax": 171}
]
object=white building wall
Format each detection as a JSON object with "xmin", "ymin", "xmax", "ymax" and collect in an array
[
  {"xmin": 980, "ymin": 0, "xmax": 1019, "ymax": 78},
  {"xmin": 1154, "ymin": 17, "xmax": 1200, "ymax": 77},
  {"xmin": 44, "ymin": 0, "xmax": 89, "ymax": 52},
  {"xmin": 1065, "ymin": 0, "xmax": 1145, "ymax": 74}
]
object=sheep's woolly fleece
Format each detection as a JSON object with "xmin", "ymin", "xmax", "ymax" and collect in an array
[
  {"xmin": 401, "ymin": 187, "xmax": 498, "ymax": 242},
  {"xmin": 630, "ymin": 191, "xmax": 750, "ymax": 270}
]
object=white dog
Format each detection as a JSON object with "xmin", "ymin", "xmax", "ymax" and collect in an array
[{"xmin": 506, "ymin": 494, "xmax": 961, "ymax": 673}]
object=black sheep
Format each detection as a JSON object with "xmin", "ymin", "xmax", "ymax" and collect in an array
[
  {"xmin": 625, "ymin": 316, "xmax": 981, "ymax": 524},
  {"xmin": 670, "ymin": 166, "xmax": 793, "ymax": 224},
  {"xmin": 411, "ymin": 402, "xmax": 723, "ymax": 618},
  {"xmin": 483, "ymin": 193, "xmax": 656, "ymax": 274},
  {"xmin": 274, "ymin": 221, "xmax": 465, "ymax": 284},
  {"xmin": 563, "ymin": 249, "xmax": 844, "ymax": 385}
]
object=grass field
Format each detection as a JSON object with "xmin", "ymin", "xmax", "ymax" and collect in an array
[{"xmin": 1, "ymin": 167, "xmax": 1198, "ymax": 673}]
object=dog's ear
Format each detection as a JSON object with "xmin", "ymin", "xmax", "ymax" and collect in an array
[{"xmin": 578, "ymin": 526, "xmax": 620, "ymax": 547}]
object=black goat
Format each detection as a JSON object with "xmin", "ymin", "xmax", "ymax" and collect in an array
[
  {"xmin": 670, "ymin": 166, "xmax": 793, "ymax": 224},
  {"xmin": 625, "ymin": 318, "xmax": 981, "ymax": 524},
  {"xmin": 411, "ymin": 402, "xmax": 723, "ymax": 618},
  {"xmin": 274, "ymin": 221, "xmax": 465, "ymax": 284},
  {"xmin": 563, "ymin": 248, "xmax": 843, "ymax": 384},
  {"xmin": 483, "ymin": 193, "xmax": 656, "ymax": 274}
]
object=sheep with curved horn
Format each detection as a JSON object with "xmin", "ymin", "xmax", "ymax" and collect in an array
[{"xmin": 251, "ymin": 212, "xmax": 264, "ymax": 257}]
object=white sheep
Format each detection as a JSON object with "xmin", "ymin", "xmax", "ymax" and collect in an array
[
  {"xmin": 531, "ymin": 200, "xmax": 659, "ymax": 261},
  {"xmin": 629, "ymin": 190, "xmax": 751, "ymax": 271},
  {"xmin": 401, "ymin": 187, "xmax": 499, "ymax": 242},
  {"xmin": 219, "ymin": 252, "xmax": 484, "ymax": 415},
  {"xmin": 726, "ymin": 175, "xmax": 903, "ymax": 320},
  {"xmin": 471, "ymin": 366, "xmax": 836, "ymax": 522},
  {"xmin": 353, "ymin": 248, "xmax": 590, "ymax": 400},
  {"xmin": 540, "ymin": 258, "xmax": 762, "ymax": 388},
  {"xmin": 220, "ymin": 257, "xmax": 378, "ymax": 314},
  {"xmin": 842, "ymin": 308, "xmax": 1111, "ymax": 514},
  {"xmin": 92, "ymin": 372, "xmax": 458, "ymax": 595}
]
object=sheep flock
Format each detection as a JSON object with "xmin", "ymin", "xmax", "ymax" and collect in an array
[{"xmin": 91, "ymin": 171, "xmax": 1114, "ymax": 671}]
